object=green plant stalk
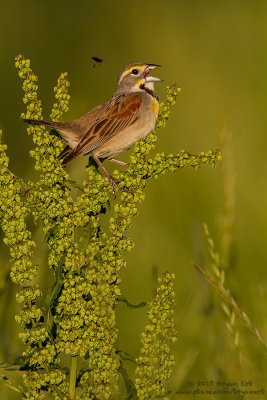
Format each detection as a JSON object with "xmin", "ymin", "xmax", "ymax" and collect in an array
[
  {"xmin": 193, "ymin": 262, "xmax": 267, "ymax": 351},
  {"xmin": 203, "ymin": 222, "xmax": 241, "ymax": 355},
  {"xmin": 69, "ymin": 356, "xmax": 78, "ymax": 400},
  {"xmin": 0, "ymin": 374, "xmax": 26, "ymax": 397}
]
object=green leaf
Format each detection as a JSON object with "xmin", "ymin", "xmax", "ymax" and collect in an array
[
  {"xmin": 116, "ymin": 350, "xmax": 136, "ymax": 364},
  {"xmin": 43, "ymin": 225, "xmax": 59, "ymax": 243},
  {"xmin": 65, "ymin": 179, "xmax": 84, "ymax": 192},
  {"xmin": 117, "ymin": 296, "xmax": 147, "ymax": 309},
  {"xmin": 119, "ymin": 362, "xmax": 138, "ymax": 399},
  {"xmin": 43, "ymin": 256, "xmax": 65, "ymax": 332},
  {"xmin": 0, "ymin": 355, "xmax": 29, "ymax": 370}
]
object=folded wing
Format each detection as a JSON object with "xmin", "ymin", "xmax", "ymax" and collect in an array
[{"xmin": 61, "ymin": 92, "xmax": 142, "ymax": 165}]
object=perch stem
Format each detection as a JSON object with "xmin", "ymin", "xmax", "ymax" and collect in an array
[{"xmin": 69, "ymin": 356, "xmax": 78, "ymax": 400}]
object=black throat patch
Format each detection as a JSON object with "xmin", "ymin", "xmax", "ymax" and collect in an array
[{"xmin": 140, "ymin": 84, "xmax": 159, "ymax": 101}]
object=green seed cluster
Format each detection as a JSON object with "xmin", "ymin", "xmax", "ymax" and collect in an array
[
  {"xmin": 0, "ymin": 55, "xmax": 221, "ymax": 399},
  {"xmin": 0, "ymin": 145, "xmax": 35, "ymax": 284},
  {"xmin": 0, "ymin": 129, "xmax": 42, "ymax": 343},
  {"xmin": 0, "ymin": 129, "xmax": 57, "ymax": 397},
  {"xmin": 15, "ymin": 56, "xmax": 40, "ymax": 110},
  {"xmin": 157, "ymin": 85, "xmax": 181, "ymax": 129},
  {"xmin": 16, "ymin": 54, "xmax": 67, "ymax": 185},
  {"xmin": 50, "ymin": 72, "xmax": 70, "ymax": 121},
  {"xmin": 72, "ymin": 186, "xmax": 121, "ymax": 398},
  {"xmin": 67, "ymin": 90, "xmax": 186, "ymax": 396},
  {"xmin": 15, "ymin": 56, "xmax": 124, "ymax": 399},
  {"xmin": 135, "ymin": 272, "xmax": 177, "ymax": 400},
  {"xmin": 23, "ymin": 368, "xmax": 67, "ymax": 400},
  {"xmin": 14, "ymin": 55, "xmax": 74, "ymax": 398}
]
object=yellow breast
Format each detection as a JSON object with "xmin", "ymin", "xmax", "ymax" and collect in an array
[{"xmin": 150, "ymin": 97, "xmax": 160, "ymax": 117}]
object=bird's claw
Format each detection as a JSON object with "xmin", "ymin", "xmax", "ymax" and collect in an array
[{"xmin": 106, "ymin": 175, "xmax": 132, "ymax": 197}]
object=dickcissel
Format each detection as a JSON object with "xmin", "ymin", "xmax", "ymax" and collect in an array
[{"xmin": 24, "ymin": 63, "xmax": 162, "ymax": 194}]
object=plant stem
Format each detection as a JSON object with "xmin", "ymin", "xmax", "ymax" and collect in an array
[{"xmin": 69, "ymin": 356, "xmax": 78, "ymax": 400}]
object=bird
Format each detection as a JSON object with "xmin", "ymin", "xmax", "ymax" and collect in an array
[{"xmin": 23, "ymin": 62, "xmax": 162, "ymax": 195}]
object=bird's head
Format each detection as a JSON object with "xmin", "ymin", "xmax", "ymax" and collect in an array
[{"xmin": 116, "ymin": 63, "xmax": 162, "ymax": 93}]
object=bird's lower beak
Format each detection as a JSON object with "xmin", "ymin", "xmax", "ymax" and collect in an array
[
  {"xmin": 145, "ymin": 75, "xmax": 163, "ymax": 82},
  {"xmin": 144, "ymin": 64, "xmax": 163, "ymax": 82}
]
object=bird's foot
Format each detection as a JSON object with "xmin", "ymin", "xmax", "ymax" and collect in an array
[
  {"xmin": 106, "ymin": 175, "xmax": 132, "ymax": 197},
  {"xmin": 92, "ymin": 155, "xmax": 132, "ymax": 197}
]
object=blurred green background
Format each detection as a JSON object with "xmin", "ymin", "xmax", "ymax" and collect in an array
[{"xmin": 0, "ymin": 0, "xmax": 267, "ymax": 398}]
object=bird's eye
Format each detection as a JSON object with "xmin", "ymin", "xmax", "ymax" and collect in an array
[{"xmin": 131, "ymin": 69, "xmax": 139, "ymax": 75}]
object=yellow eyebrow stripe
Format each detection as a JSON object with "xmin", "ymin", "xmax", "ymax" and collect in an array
[{"xmin": 119, "ymin": 65, "xmax": 146, "ymax": 82}]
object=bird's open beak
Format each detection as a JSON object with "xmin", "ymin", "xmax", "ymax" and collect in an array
[{"xmin": 144, "ymin": 64, "xmax": 163, "ymax": 82}]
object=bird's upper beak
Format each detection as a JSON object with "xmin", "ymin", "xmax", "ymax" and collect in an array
[{"xmin": 144, "ymin": 64, "xmax": 163, "ymax": 82}]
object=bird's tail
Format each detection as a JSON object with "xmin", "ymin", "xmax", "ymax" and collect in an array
[
  {"xmin": 23, "ymin": 118, "xmax": 82, "ymax": 151},
  {"xmin": 23, "ymin": 119, "xmax": 74, "ymax": 161},
  {"xmin": 60, "ymin": 150, "xmax": 79, "ymax": 165},
  {"xmin": 23, "ymin": 119, "xmax": 68, "ymax": 130}
]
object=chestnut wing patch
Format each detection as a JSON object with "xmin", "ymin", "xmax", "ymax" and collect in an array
[
  {"xmin": 62, "ymin": 93, "xmax": 142, "ymax": 164},
  {"xmin": 109, "ymin": 95, "xmax": 141, "ymax": 119}
]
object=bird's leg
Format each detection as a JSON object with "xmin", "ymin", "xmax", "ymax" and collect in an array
[
  {"xmin": 107, "ymin": 158, "xmax": 130, "ymax": 167},
  {"xmin": 93, "ymin": 155, "xmax": 131, "ymax": 196},
  {"xmin": 106, "ymin": 158, "xmax": 130, "ymax": 185}
]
